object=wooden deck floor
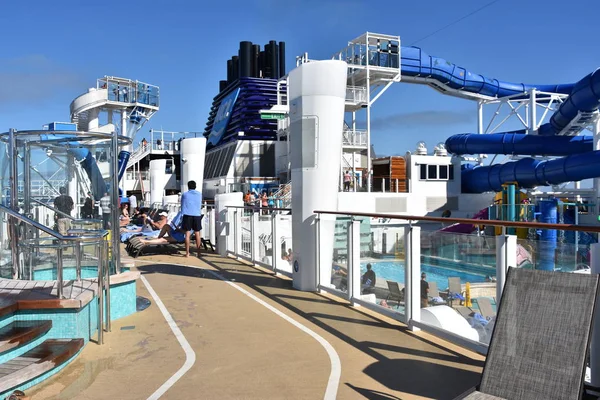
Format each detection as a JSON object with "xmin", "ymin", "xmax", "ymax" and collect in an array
[{"xmin": 25, "ymin": 250, "xmax": 484, "ymax": 399}]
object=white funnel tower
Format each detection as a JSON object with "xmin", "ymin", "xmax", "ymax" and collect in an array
[
  {"xmin": 180, "ymin": 137, "xmax": 207, "ymax": 193},
  {"xmin": 289, "ymin": 60, "xmax": 348, "ymax": 291}
]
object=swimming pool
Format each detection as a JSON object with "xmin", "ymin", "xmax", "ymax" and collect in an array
[{"xmin": 361, "ymin": 261, "xmax": 487, "ymax": 291}]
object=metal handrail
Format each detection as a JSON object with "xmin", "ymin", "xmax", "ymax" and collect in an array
[
  {"xmin": 0, "ymin": 204, "xmax": 108, "ymax": 242},
  {"xmin": 313, "ymin": 210, "xmax": 600, "ymax": 233},
  {"xmin": 31, "ymin": 198, "xmax": 102, "ymax": 226}
]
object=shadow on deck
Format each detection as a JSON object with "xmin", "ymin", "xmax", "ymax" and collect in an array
[{"xmin": 137, "ymin": 254, "xmax": 483, "ymax": 400}]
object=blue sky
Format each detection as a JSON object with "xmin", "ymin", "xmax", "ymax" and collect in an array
[{"xmin": 1, "ymin": 0, "xmax": 599, "ymax": 156}]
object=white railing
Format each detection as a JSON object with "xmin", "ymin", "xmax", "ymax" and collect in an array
[
  {"xmin": 345, "ymin": 86, "xmax": 367, "ymax": 105},
  {"xmin": 224, "ymin": 206, "xmax": 293, "ymax": 276},
  {"xmin": 342, "ymin": 129, "xmax": 367, "ymax": 147}
]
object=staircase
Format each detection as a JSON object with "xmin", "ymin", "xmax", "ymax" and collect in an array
[
  {"xmin": 0, "ymin": 301, "xmax": 84, "ymax": 397},
  {"xmin": 273, "ymin": 182, "xmax": 292, "ymax": 208},
  {"xmin": 126, "ymin": 144, "xmax": 151, "ymax": 169}
]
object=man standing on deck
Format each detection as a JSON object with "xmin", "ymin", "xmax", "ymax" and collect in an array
[
  {"xmin": 180, "ymin": 180, "xmax": 203, "ymax": 257},
  {"xmin": 54, "ymin": 187, "xmax": 74, "ymax": 235}
]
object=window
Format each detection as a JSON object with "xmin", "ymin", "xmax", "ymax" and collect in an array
[
  {"xmin": 428, "ymin": 165, "xmax": 437, "ymax": 179},
  {"xmin": 439, "ymin": 165, "xmax": 448, "ymax": 179},
  {"xmin": 418, "ymin": 163, "xmax": 455, "ymax": 181},
  {"xmin": 420, "ymin": 164, "xmax": 427, "ymax": 180}
]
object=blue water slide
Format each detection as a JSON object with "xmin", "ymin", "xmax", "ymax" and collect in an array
[
  {"xmin": 446, "ymin": 133, "xmax": 593, "ymax": 156},
  {"xmin": 399, "ymin": 46, "xmax": 574, "ymax": 99},
  {"xmin": 462, "ymin": 150, "xmax": 600, "ymax": 193},
  {"xmin": 539, "ymin": 68, "xmax": 600, "ymax": 135}
]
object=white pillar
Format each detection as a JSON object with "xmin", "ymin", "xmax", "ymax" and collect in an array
[
  {"xmin": 149, "ymin": 159, "xmax": 167, "ymax": 204},
  {"xmin": 348, "ymin": 219, "xmax": 361, "ymax": 304},
  {"xmin": 528, "ymin": 90, "xmax": 537, "ymax": 135},
  {"xmin": 289, "ymin": 60, "xmax": 348, "ymax": 291},
  {"xmin": 87, "ymin": 108, "xmax": 100, "ymax": 131},
  {"xmin": 477, "ymin": 100, "xmax": 484, "ymax": 165},
  {"xmin": 215, "ymin": 192, "xmax": 243, "ymax": 257},
  {"xmin": 495, "ymin": 233, "xmax": 517, "ymax": 305},
  {"xmin": 405, "ymin": 225, "xmax": 421, "ymax": 331},
  {"xmin": 180, "ymin": 137, "xmax": 207, "ymax": 193},
  {"xmin": 590, "ymin": 243, "xmax": 600, "ymax": 386}
]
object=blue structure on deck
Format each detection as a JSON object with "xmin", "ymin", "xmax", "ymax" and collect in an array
[{"xmin": 367, "ymin": 44, "xmax": 600, "ymax": 194}]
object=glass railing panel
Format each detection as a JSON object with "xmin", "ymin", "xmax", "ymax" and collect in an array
[
  {"xmin": 419, "ymin": 229, "xmax": 496, "ymax": 346},
  {"xmin": 357, "ymin": 217, "xmax": 405, "ymax": 315},
  {"xmin": 274, "ymin": 213, "xmax": 293, "ymax": 275},
  {"xmin": 255, "ymin": 213, "xmax": 273, "ymax": 268},
  {"xmin": 239, "ymin": 209, "xmax": 252, "ymax": 260}
]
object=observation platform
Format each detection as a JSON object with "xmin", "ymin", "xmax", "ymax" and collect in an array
[{"xmin": 25, "ymin": 251, "xmax": 483, "ymax": 399}]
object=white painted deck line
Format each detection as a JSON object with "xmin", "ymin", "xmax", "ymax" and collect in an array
[
  {"xmin": 140, "ymin": 274, "xmax": 197, "ymax": 400},
  {"xmin": 134, "ymin": 259, "xmax": 341, "ymax": 400},
  {"xmin": 203, "ymin": 268, "xmax": 341, "ymax": 400}
]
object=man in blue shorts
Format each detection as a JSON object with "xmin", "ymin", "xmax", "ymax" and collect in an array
[{"xmin": 180, "ymin": 180, "xmax": 203, "ymax": 257}]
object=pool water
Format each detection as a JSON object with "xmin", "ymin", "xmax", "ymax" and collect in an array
[
  {"xmin": 360, "ymin": 261, "xmax": 487, "ymax": 291},
  {"xmin": 33, "ymin": 266, "xmax": 129, "ymax": 281}
]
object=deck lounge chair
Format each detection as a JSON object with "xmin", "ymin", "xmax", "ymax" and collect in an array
[
  {"xmin": 454, "ymin": 267, "xmax": 600, "ymax": 400},
  {"xmin": 475, "ymin": 297, "xmax": 496, "ymax": 320},
  {"xmin": 447, "ymin": 277, "xmax": 465, "ymax": 305},
  {"xmin": 386, "ymin": 281, "xmax": 404, "ymax": 309},
  {"xmin": 428, "ymin": 282, "xmax": 446, "ymax": 305}
]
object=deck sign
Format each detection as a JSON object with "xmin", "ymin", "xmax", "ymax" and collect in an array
[{"xmin": 207, "ymin": 88, "xmax": 240, "ymax": 146}]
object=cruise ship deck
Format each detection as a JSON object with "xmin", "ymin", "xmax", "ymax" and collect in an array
[{"xmin": 25, "ymin": 250, "xmax": 483, "ymax": 400}]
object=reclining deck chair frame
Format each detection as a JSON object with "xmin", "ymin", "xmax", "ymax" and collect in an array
[{"xmin": 454, "ymin": 267, "xmax": 600, "ymax": 400}]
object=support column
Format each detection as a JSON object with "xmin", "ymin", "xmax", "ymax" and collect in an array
[
  {"xmin": 366, "ymin": 70, "xmax": 372, "ymax": 192},
  {"xmin": 528, "ymin": 90, "xmax": 537, "ymax": 135},
  {"xmin": 8, "ymin": 129, "xmax": 19, "ymax": 279},
  {"xmin": 348, "ymin": 218, "xmax": 361, "ymax": 304},
  {"xmin": 590, "ymin": 243, "xmax": 600, "ymax": 386},
  {"xmin": 477, "ymin": 101, "xmax": 484, "ymax": 165},
  {"xmin": 289, "ymin": 60, "xmax": 348, "ymax": 291},
  {"xmin": 23, "ymin": 144, "xmax": 31, "ymax": 216},
  {"xmin": 110, "ymin": 135, "xmax": 121, "ymax": 273},
  {"xmin": 404, "ymin": 225, "xmax": 421, "ymax": 331},
  {"xmin": 594, "ymin": 119, "xmax": 600, "ymax": 210},
  {"xmin": 495, "ymin": 232, "xmax": 517, "ymax": 306}
]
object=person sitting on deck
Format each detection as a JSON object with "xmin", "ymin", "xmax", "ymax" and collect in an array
[
  {"xmin": 361, "ymin": 263, "xmax": 376, "ymax": 294},
  {"xmin": 138, "ymin": 212, "xmax": 191, "ymax": 245}
]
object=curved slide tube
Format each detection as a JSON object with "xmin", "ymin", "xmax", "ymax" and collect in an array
[
  {"xmin": 539, "ymin": 68, "xmax": 600, "ymax": 136},
  {"xmin": 461, "ymin": 150, "xmax": 600, "ymax": 193},
  {"xmin": 400, "ymin": 46, "xmax": 574, "ymax": 99},
  {"xmin": 446, "ymin": 133, "xmax": 593, "ymax": 157}
]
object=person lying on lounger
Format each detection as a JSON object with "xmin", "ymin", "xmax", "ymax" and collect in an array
[
  {"xmin": 120, "ymin": 211, "xmax": 169, "ymax": 233},
  {"xmin": 139, "ymin": 212, "xmax": 189, "ymax": 245}
]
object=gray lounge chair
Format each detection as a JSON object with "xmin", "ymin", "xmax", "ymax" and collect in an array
[
  {"xmin": 475, "ymin": 297, "xmax": 496, "ymax": 319},
  {"xmin": 428, "ymin": 282, "xmax": 445, "ymax": 305},
  {"xmin": 386, "ymin": 281, "xmax": 404, "ymax": 309},
  {"xmin": 454, "ymin": 267, "xmax": 600, "ymax": 400}
]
